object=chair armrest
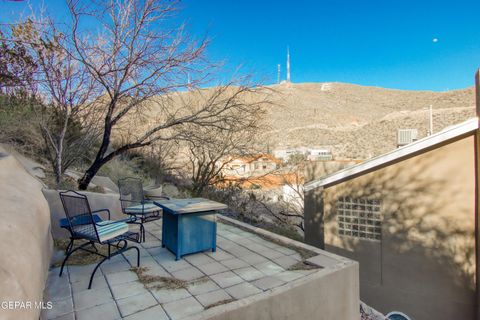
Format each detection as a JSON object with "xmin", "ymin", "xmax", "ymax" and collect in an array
[{"xmin": 92, "ymin": 208, "xmax": 111, "ymax": 220}]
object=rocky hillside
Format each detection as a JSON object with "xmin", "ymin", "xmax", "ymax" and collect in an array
[{"xmin": 262, "ymin": 82, "xmax": 475, "ymax": 159}]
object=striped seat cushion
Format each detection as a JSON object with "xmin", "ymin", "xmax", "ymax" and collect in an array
[
  {"xmin": 124, "ymin": 202, "xmax": 161, "ymax": 214},
  {"xmin": 76, "ymin": 220, "xmax": 129, "ymax": 242}
]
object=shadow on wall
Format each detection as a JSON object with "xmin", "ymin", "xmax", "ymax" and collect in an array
[{"xmin": 320, "ymin": 151, "xmax": 475, "ymax": 317}]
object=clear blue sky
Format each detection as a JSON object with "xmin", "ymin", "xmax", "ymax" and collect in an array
[{"xmin": 2, "ymin": 0, "xmax": 480, "ymax": 91}]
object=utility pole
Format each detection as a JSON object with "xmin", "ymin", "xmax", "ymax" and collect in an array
[{"xmin": 428, "ymin": 105, "xmax": 433, "ymax": 136}]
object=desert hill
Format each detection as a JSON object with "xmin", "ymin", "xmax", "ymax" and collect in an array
[{"xmin": 261, "ymin": 82, "xmax": 475, "ymax": 159}]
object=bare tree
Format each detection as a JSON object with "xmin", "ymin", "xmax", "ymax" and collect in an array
[
  {"xmin": 65, "ymin": 0, "xmax": 231, "ymax": 189},
  {"xmin": 252, "ymin": 164, "xmax": 306, "ymax": 232},
  {"xmin": 177, "ymin": 84, "xmax": 267, "ymax": 196},
  {"xmin": 1, "ymin": 18, "xmax": 99, "ymax": 187}
]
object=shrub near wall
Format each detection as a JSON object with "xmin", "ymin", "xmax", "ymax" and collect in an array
[{"xmin": 0, "ymin": 148, "xmax": 53, "ymax": 320}]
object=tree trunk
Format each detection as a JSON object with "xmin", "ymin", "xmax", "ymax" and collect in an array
[
  {"xmin": 78, "ymin": 160, "xmax": 104, "ymax": 190},
  {"xmin": 54, "ymin": 156, "xmax": 62, "ymax": 189}
]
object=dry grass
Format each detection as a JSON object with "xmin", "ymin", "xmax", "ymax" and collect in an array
[
  {"xmin": 53, "ymin": 238, "xmax": 111, "ymax": 267},
  {"xmin": 205, "ymin": 298, "xmax": 236, "ymax": 310},
  {"xmin": 287, "ymin": 261, "xmax": 319, "ymax": 271},
  {"xmin": 131, "ymin": 267, "xmax": 208, "ymax": 290}
]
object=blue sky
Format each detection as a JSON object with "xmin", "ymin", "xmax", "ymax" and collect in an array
[{"xmin": 2, "ymin": 0, "xmax": 480, "ymax": 91}]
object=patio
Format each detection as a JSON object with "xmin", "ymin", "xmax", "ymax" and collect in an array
[{"xmin": 43, "ymin": 218, "xmax": 321, "ymax": 320}]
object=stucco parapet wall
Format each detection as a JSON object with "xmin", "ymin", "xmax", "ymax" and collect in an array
[
  {"xmin": 189, "ymin": 216, "xmax": 360, "ymax": 320},
  {"xmin": 0, "ymin": 148, "xmax": 53, "ymax": 320}
]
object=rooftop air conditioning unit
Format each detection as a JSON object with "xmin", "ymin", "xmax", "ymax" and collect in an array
[{"xmin": 397, "ymin": 129, "xmax": 418, "ymax": 147}]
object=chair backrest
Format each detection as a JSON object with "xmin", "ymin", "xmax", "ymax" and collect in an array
[
  {"xmin": 59, "ymin": 190, "xmax": 99, "ymax": 241},
  {"xmin": 118, "ymin": 177, "xmax": 145, "ymax": 210}
]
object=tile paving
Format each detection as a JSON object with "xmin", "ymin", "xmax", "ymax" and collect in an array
[{"xmin": 44, "ymin": 221, "xmax": 318, "ymax": 320}]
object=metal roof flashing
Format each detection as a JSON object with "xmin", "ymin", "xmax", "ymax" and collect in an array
[{"xmin": 304, "ymin": 117, "xmax": 479, "ymax": 192}]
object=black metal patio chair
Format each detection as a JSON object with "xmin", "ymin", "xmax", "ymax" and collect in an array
[
  {"xmin": 118, "ymin": 177, "xmax": 167, "ymax": 242},
  {"xmin": 58, "ymin": 190, "xmax": 141, "ymax": 289}
]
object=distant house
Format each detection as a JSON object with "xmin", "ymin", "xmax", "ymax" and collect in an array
[
  {"xmin": 305, "ymin": 70, "xmax": 480, "ymax": 320},
  {"xmin": 220, "ymin": 154, "xmax": 280, "ymax": 177},
  {"xmin": 274, "ymin": 147, "xmax": 333, "ymax": 162},
  {"xmin": 304, "ymin": 115, "xmax": 479, "ymax": 320},
  {"xmin": 307, "ymin": 148, "xmax": 333, "ymax": 161}
]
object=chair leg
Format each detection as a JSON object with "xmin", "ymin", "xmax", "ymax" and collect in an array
[
  {"xmin": 88, "ymin": 255, "xmax": 109, "ymax": 289},
  {"xmin": 65, "ymin": 238, "xmax": 74, "ymax": 255},
  {"xmin": 139, "ymin": 223, "xmax": 146, "ymax": 242},
  {"xmin": 59, "ymin": 241, "xmax": 94, "ymax": 277}
]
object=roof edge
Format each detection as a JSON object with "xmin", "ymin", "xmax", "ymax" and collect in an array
[{"xmin": 305, "ymin": 117, "xmax": 479, "ymax": 191}]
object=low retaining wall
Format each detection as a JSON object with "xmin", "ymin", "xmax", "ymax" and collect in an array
[
  {"xmin": 0, "ymin": 148, "xmax": 53, "ymax": 320},
  {"xmin": 42, "ymin": 189, "xmax": 124, "ymax": 238},
  {"xmin": 191, "ymin": 216, "xmax": 360, "ymax": 320}
]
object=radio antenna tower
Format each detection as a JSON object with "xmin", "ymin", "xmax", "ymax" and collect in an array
[
  {"xmin": 286, "ymin": 46, "xmax": 291, "ymax": 83},
  {"xmin": 277, "ymin": 64, "xmax": 281, "ymax": 84}
]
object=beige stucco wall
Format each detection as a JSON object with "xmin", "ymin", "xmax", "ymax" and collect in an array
[
  {"xmin": 305, "ymin": 135, "xmax": 476, "ymax": 320},
  {"xmin": 42, "ymin": 189, "xmax": 124, "ymax": 238},
  {"xmin": 0, "ymin": 150, "xmax": 53, "ymax": 320}
]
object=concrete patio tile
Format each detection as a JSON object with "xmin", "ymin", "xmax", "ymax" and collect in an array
[
  {"xmin": 273, "ymin": 255, "xmax": 299, "ymax": 269},
  {"xmin": 141, "ymin": 240, "xmax": 162, "ymax": 249},
  {"xmin": 221, "ymin": 232, "xmax": 243, "ymax": 241},
  {"xmin": 141, "ymin": 263, "xmax": 170, "ymax": 278},
  {"xmin": 46, "ymin": 274, "xmax": 71, "ymax": 302},
  {"xmin": 75, "ymin": 301, "xmax": 120, "ymax": 320},
  {"xmin": 195, "ymin": 289, "xmax": 232, "ymax": 307},
  {"xmin": 224, "ymin": 246, "xmax": 252, "ymax": 257},
  {"xmin": 160, "ymin": 259, "xmax": 192, "ymax": 273},
  {"xmin": 151, "ymin": 288, "xmax": 191, "ymax": 304},
  {"xmin": 220, "ymin": 258, "xmax": 249, "ymax": 270},
  {"xmin": 254, "ymin": 261, "xmax": 284, "ymax": 276},
  {"xmin": 210, "ymin": 271, "xmax": 244, "ymax": 288},
  {"xmin": 117, "ymin": 292, "xmax": 158, "ymax": 317},
  {"xmin": 273, "ymin": 271, "xmax": 305, "ymax": 282},
  {"xmin": 252, "ymin": 276, "xmax": 286, "ymax": 290},
  {"xmin": 105, "ymin": 270, "xmax": 138, "ymax": 286},
  {"xmin": 288, "ymin": 253, "xmax": 302, "ymax": 261},
  {"xmin": 152, "ymin": 251, "xmax": 176, "ymax": 264},
  {"xmin": 183, "ymin": 253, "xmax": 215, "ymax": 266},
  {"xmin": 232, "ymin": 266, "xmax": 264, "ymax": 281},
  {"xmin": 247, "ymin": 243, "xmax": 271, "ymax": 253},
  {"xmin": 123, "ymin": 246, "xmax": 150, "ymax": 259},
  {"xmin": 258, "ymin": 249, "xmax": 285, "ymax": 260},
  {"xmin": 162, "ymin": 296, "xmax": 204, "ymax": 320},
  {"xmin": 123, "ymin": 305, "xmax": 169, "ymax": 320},
  {"xmin": 171, "ymin": 266, "xmax": 205, "ymax": 281},
  {"xmin": 240, "ymin": 253, "xmax": 268, "ymax": 265},
  {"xmin": 72, "ymin": 287, "xmax": 113, "ymax": 311},
  {"xmin": 196, "ymin": 261, "xmax": 228, "ymax": 275},
  {"xmin": 71, "ymin": 274, "xmax": 108, "ymax": 293},
  {"xmin": 110, "ymin": 280, "xmax": 149, "ymax": 300},
  {"xmin": 235, "ymin": 237, "xmax": 256, "ymax": 246},
  {"xmin": 146, "ymin": 246, "xmax": 170, "ymax": 257},
  {"xmin": 67, "ymin": 265, "xmax": 102, "ymax": 283},
  {"xmin": 206, "ymin": 250, "xmax": 234, "ymax": 261},
  {"xmin": 274, "ymin": 246, "xmax": 297, "ymax": 255},
  {"xmin": 46, "ymin": 297, "xmax": 73, "ymax": 319},
  {"xmin": 49, "ymin": 312, "xmax": 74, "ymax": 320},
  {"xmin": 101, "ymin": 259, "xmax": 132, "ymax": 274},
  {"xmin": 187, "ymin": 280, "xmax": 220, "ymax": 295},
  {"xmin": 225, "ymin": 282, "xmax": 262, "ymax": 300}
]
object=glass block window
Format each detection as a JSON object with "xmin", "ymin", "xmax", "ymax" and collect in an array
[{"xmin": 336, "ymin": 197, "xmax": 382, "ymax": 241}]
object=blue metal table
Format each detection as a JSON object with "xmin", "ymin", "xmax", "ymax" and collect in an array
[{"xmin": 154, "ymin": 198, "xmax": 228, "ymax": 260}]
